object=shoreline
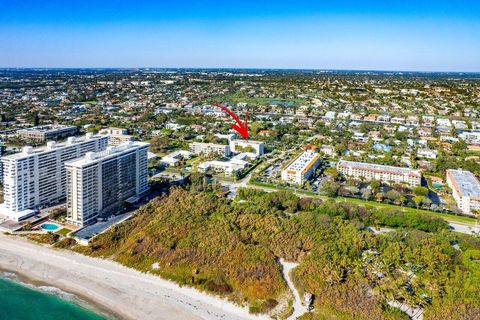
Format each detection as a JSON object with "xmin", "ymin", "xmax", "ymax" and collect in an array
[
  {"xmin": 0, "ymin": 267, "xmax": 119, "ymax": 319},
  {"xmin": 0, "ymin": 233, "xmax": 265, "ymax": 320}
]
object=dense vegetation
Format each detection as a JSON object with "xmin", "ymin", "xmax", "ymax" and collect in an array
[{"xmin": 76, "ymin": 186, "xmax": 480, "ymax": 319}]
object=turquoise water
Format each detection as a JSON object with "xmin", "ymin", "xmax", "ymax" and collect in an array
[
  {"xmin": 0, "ymin": 276, "xmax": 108, "ymax": 320},
  {"xmin": 41, "ymin": 223, "xmax": 59, "ymax": 231}
]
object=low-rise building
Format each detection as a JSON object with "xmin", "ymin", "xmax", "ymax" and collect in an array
[
  {"xmin": 417, "ymin": 149, "xmax": 438, "ymax": 159},
  {"xmin": 320, "ymin": 145, "xmax": 335, "ymax": 157},
  {"xmin": 281, "ymin": 151, "xmax": 321, "ymax": 185},
  {"xmin": 165, "ymin": 123, "xmax": 185, "ymax": 131},
  {"xmin": 324, "ymin": 111, "xmax": 336, "ymax": 121},
  {"xmin": 160, "ymin": 150, "xmax": 192, "ymax": 166},
  {"xmin": 459, "ymin": 131, "xmax": 480, "ymax": 145},
  {"xmin": 377, "ymin": 115, "xmax": 391, "ymax": 123},
  {"xmin": 17, "ymin": 124, "xmax": 78, "ymax": 142},
  {"xmin": 189, "ymin": 142, "xmax": 231, "ymax": 157},
  {"xmin": 446, "ymin": 169, "xmax": 480, "ymax": 215},
  {"xmin": 229, "ymin": 139, "xmax": 265, "ymax": 156},
  {"xmin": 99, "ymin": 127, "xmax": 135, "ymax": 146},
  {"xmin": 197, "ymin": 153, "xmax": 256, "ymax": 175},
  {"xmin": 337, "ymin": 160, "xmax": 421, "ymax": 186},
  {"xmin": 391, "ymin": 117, "xmax": 405, "ymax": 124}
]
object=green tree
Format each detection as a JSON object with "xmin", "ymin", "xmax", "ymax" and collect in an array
[
  {"xmin": 413, "ymin": 186, "xmax": 429, "ymax": 197},
  {"xmin": 320, "ymin": 181, "xmax": 340, "ymax": 197}
]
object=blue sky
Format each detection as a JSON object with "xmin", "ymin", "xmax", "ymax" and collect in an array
[{"xmin": 1, "ymin": 1, "xmax": 479, "ymax": 71}]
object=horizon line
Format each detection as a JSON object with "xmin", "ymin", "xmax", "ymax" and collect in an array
[{"xmin": 0, "ymin": 67, "xmax": 479, "ymax": 74}]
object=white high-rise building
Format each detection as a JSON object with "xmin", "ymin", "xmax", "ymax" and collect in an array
[
  {"xmin": 0, "ymin": 134, "xmax": 109, "ymax": 221},
  {"xmin": 65, "ymin": 141, "xmax": 149, "ymax": 227}
]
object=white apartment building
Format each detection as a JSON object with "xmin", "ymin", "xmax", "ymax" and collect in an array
[
  {"xmin": 17, "ymin": 124, "xmax": 78, "ymax": 142},
  {"xmin": 165, "ymin": 123, "xmax": 185, "ymax": 131},
  {"xmin": 160, "ymin": 150, "xmax": 192, "ymax": 166},
  {"xmin": 281, "ymin": 151, "xmax": 321, "ymax": 185},
  {"xmin": 0, "ymin": 134, "xmax": 109, "ymax": 221},
  {"xmin": 65, "ymin": 141, "xmax": 149, "ymax": 227},
  {"xmin": 337, "ymin": 160, "xmax": 421, "ymax": 187},
  {"xmin": 391, "ymin": 117, "xmax": 405, "ymax": 124},
  {"xmin": 459, "ymin": 131, "xmax": 480, "ymax": 145},
  {"xmin": 197, "ymin": 153, "xmax": 256, "ymax": 176},
  {"xmin": 229, "ymin": 139, "xmax": 265, "ymax": 156},
  {"xmin": 189, "ymin": 142, "xmax": 231, "ymax": 157},
  {"xmin": 99, "ymin": 127, "xmax": 135, "ymax": 146},
  {"xmin": 446, "ymin": 169, "xmax": 480, "ymax": 215},
  {"xmin": 417, "ymin": 149, "xmax": 438, "ymax": 159}
]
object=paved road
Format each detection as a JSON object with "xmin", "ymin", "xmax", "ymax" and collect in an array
[{"xmin": 449, "ymin": 221, "xmax": 480, "ymax": 235}]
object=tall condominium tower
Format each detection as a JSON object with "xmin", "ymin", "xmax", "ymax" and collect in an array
[
  {"xmin": 65, "ymin": 141, "xmax": 149, "ymax": 227},
  {"xmin": 0, "ymin": 134, "xmax": 109, "ymax": 221}
]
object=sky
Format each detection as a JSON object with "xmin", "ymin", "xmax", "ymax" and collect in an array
[{"xmin": 1, "ymin": 0, "xmax": 479, "ymax": 71}]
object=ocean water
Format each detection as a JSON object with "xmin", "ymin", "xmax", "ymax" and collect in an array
[{"xmin": 0, "ymin": 275, "xmax": 108, "ymax": 320}]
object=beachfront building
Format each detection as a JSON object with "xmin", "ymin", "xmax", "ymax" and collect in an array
[
  {"xmin": 281, "ymin": 151, "xmax": 321, "ymax": 185},
  {"xmin": 229, "ymin": 139, "xmax": 265, "ymax": 156},
  {"xmin": 17, "ymin": 124, "xmax": 78, "ymax": 142},
  {"xmin": 65, "ymin": 142, "xmax": 149, "ymax": 227},
  {"xmin": 99, "ymin": 127, "xmax": 135, "ymax": 146},
  {"xmin": 337, "ymin": 160, "xmax": 421, "ymax": 187},
  {"xmin": 446, "ymin": 169, "xmax": 480, "ymax": 215},
  {"xmin": 0, "ymin": 144, "xmax": 5, "ymax": 184},
  {"xmin": 0, "ymin": 134, "xmax": 109, "ymax": 221},
  {"xmin": 160, "ymin": 150, "xmax": 192, "ymax": 167},
  {"xmin": 189, "ymin": 142, "xmax": 231, "ymax": 157}
]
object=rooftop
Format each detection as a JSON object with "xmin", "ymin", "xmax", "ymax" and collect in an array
[
  {"xmin": 190, "ymin": 142, "xmax": 229, "ymax": 148},
  {"xmin": 447, "ymin": 169, "xmax": 480, "ymax": 198},
  {"xmin": 2, "ymin": 134, "xmax": 107, "ymax": 160},
  {"xmin": 338, "ymin": 160, "xmax": 421, "ymax": 177},
  {"xmin": 65, "ymin": 141, "xmax": 149, "ymax": 168},
  {"xmin": 18, "ymin": 124, "xmax": 77, "ymax": 133},
  {"xmin": 231, "ymin": 139, "xmax": 264, "ymax": 146},
  {"xmin": 284, "ymin": 151, "xmax": 320, "ymax": 173}
]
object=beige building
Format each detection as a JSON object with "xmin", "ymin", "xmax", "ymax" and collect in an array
[
  {"xmin": 18, "ymin": 124, "xmax": 78, "ymax": 142},
  {"xmin": 229, "ymin": 139, "xmax": 265, "ymax": 156},
  {"xmin": 189, "ymin": 142, "xmax": 230, "ymax": 157},
  {"xmin": 99, "ymin": 127, "xmax": 135, "ymax": 146},
  {"xmin": 446, "ymin": 169, "xmax": 480, "ymax": 215},
  {"xmin": 337, "ymin": 160, "xmax": 421, "ymax": 187},
  {"xmin": 281, "ymin": 151, "xmax": 321, "ymax": 185}
]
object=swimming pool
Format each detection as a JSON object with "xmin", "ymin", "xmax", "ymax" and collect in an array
[{"xmin": 40, "ymin": 223, "xmax": 60, "ymax": 231}]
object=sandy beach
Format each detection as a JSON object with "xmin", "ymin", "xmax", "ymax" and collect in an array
[{"xmin": 0, "ymin": 233, "xmax": 267, "ymax": 320}]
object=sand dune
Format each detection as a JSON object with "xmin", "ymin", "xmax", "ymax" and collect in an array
[{"xmin": 0, "ymin": 233, "xmax": 267, "ymax": 320}]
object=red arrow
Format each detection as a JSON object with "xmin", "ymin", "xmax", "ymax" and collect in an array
[{"xmin": 214, "ymin": 104, "xmax": 249, "ymax": 139}]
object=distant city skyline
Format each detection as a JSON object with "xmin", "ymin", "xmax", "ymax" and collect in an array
[{"xmin": 1, "ymin": 0, "xmax": 479, "ymax": 72}]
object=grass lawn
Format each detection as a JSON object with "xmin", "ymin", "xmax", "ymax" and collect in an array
[
  {"xmin": 164, "ymin": 167, "xmax": 182, "ymax": 173},
  {"xmin": 248, "ymin": 180, "xmax": 478, "ymax": 226},
  {"xmin": 186, "ymin": 157, "xmax": 203, "ymax": 166},
  {"xmin": 56, "ymin": 228, "xmax": 72, "ymax": 236},
  {"xmin": 334, "ymin": 197, "xmax": 477, "ymax": 225}
]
